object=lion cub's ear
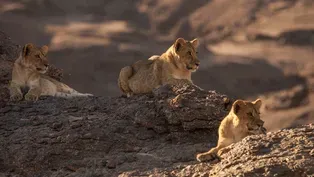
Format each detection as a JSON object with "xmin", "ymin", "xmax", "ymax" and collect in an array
[
  {"xmin": 190, "ymin": 38, "xmax": 199, "ymax": 48},
  {"xmin": 23, "ymin": 43, "xmax": 34, "ymax": 57},
  {"xmin": 41, "ymin": 45, "xmax": 49, "ymax": 56},
  {"xmin": 174, "ymin": 38, "xmax": 186, "ymax": 53},
  {"xmin": 232, "ymin": 100, "xmax": 245, "ymax": 114},
  {"xmin": 252, "ymin": 99, "xmax": 262, "ymax": 111}
]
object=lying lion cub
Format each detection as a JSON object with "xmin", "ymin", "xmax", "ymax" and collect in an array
[
  {"xmin": 118, "ymin": 38, "xmax": 200, "ymax": 97},
  {"xmin": 9, "ymin": 43, "xmax": 92, "ymax": 101},
  {"xmin": 196, "ymin": 99, "xmax": 266, "ymax": 162}
]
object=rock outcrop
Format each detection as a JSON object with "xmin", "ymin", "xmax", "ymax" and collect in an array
[
  {"xmin": 0, "ymin": 31, "xmax": 20, "ymax": 107},
  {"xmin": 121, "ymin": 124, "xmax": 314, "ymax": 177},
  {"xmin": 0, "ymin": 85, "xmax": 231, "ymax": 177}
]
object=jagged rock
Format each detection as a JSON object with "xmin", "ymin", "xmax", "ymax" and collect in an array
[
  {"xmin": 208, "ymin": 124, "xmax": 314, "ymax": 176},
  {"xmin": 0, "ymin": 31, "xmax": 20, "ymax": 62},
  {"xmin": 0, "ymin": 31, "xmax": 20, "ymax": 107},
  {"xmin": 0, "ymin": 83, "xmax": 231, "ymax": 177},
  {"xmin": 126, "ymin": 124, "xmax": 314, "ymax": 177}
]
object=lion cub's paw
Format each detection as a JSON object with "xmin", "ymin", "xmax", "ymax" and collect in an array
[
  {"xmin": 196, "ymin": 152, "xmax": 218, "ymax": 162},
  {"xmin": 10, "ymin": 93, "xmax": 23, "ymax": 102},
  {"xmin": 84, "ymin": 93, "xmax": 93, "ymax": 97},
  {"xmin": 126, "ymin": 93, "xmax": 133, "ymax": 98},
  {"xmin": 25, "ymin": 93, "xmax": 39, "ymax": 101}
]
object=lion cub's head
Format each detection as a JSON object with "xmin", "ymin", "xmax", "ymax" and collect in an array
[
  {"xmin": 21, "ymin": 43, "xmax": 49, "ymax": 74},
  {"xmin": 232, "ymin": 99, "xmax": 267, "ymax": 135},
  {"xmin": 173, "ymin": 38, "xmax": 200, "ymax": 72}
]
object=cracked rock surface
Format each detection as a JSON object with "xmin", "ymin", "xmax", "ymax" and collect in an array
[
  {"xmin": 0, "ymin": 84, "xmax": 230, "ymax": 177},
  {"xmin": 131, "ymin": 124, "xmax": 314, "ymax": 177}
]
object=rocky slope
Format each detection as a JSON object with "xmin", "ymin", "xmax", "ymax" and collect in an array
[
  {"xmin": 0, "ymin": 83, "xmax": 231, "ymax": 177},
  {"xmin": 126, "ymin": 124, "xmax": 314, "ymax": 177},
  {"xmin": 0, "ymin": 31, "xmax": 18, "ymax": 107}
]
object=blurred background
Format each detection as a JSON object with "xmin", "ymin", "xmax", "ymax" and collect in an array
[{"xmin": 1, "ymin": 0, "xmax": 313, "ymax": 131}]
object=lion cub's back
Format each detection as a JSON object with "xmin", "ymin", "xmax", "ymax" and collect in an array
[{"xmin": 128, "ymin": 59, "xmax": 162, "ymax": 93}]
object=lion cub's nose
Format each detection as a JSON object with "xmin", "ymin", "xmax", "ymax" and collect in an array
[{"xmin": 195, "ymin": 62, "xmax": 200, "ymax": 66}]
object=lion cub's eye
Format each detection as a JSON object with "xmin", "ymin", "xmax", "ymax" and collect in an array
[
  {"xmin": 247, "ymin": 112, "xmax": 253, "ymax": 117},
  {"xmin": 188, "ymin": 51, "xmax": 192, "ymax": 55},
  {"xmin": 36, "ymin": 54, "xmax": 41, "ymax": 58}
]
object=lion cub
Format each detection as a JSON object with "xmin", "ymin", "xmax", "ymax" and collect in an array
[
  {"xmin": 196, "ymin": 99, "xmax": 266, "ymax": 162},
  {"xmin": 118, "ymin": 38, "xmax": 200, "ymax": 97},
  {"xmin": 9, "ymin": 43, "xmax": 93, "ymax": 101}
]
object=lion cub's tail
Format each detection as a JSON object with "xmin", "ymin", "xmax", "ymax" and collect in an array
[
  {"xmin": 55, "ymin": 92, "xmax": 93, "ymax": 98},
  {"xmin": 55, "ymin": 83, "xmax": 93, "ymax": 98}
]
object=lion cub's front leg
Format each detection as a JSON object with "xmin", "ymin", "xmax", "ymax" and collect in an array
[
  {"xmin": 25, "ymin": 79, "xmax": 41, "ymax": 101},
  {"xmin": 196, "ymin": 138, "xmax": 232, "ymax": 162},
  {"xmin": 196, "ymin": 144, "xmax": 233, "ymax": 162},
  {"xmin": 9, "ymin": 82, "xmax": 23, "ymax": 101},
  {"xmin": 25, "ymin": 88, "xmax": 41, "ymax": 101},
  {"xmin": 196, "ymin": 147, "xmax": 219, "ymax": 162},
  {"xmin": 217, "ymin": 146, "xmax": 233, "ymax": 156}
]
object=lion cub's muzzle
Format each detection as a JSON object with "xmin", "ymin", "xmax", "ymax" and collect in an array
[
  {"xmin": 248, "ymin": 126, "xmax": 267, "ymax": 135},
  {"xmin": 187, "ymin": 61, "xmax": 200, "ymax": 72},
  {"xmin": 260, "ymin": 126, "xmax": 267, "ymax": 134},
  {"xmin": 248, "ymin": 120, "xmax": 267, "ymax": 135},
  {"xmin": 36, "ymin": 64, "xmax": 49, "ymax": 73}
]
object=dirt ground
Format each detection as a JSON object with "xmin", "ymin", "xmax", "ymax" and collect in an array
[{"xmin": 0, "ymin": 0, "xmax": 314, "ymax": 176}]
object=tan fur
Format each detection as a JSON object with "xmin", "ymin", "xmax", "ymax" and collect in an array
[
  {"xmin": 118, "ymin": 38, "xmax": 200, "ymax": 97},
  {"xmin": 9, "ymin": 43, "xmax": 92, "ymax": 101},
  {"xmin": 196, "ymin": 99, "xmax": 266, "ymax": 162}
]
